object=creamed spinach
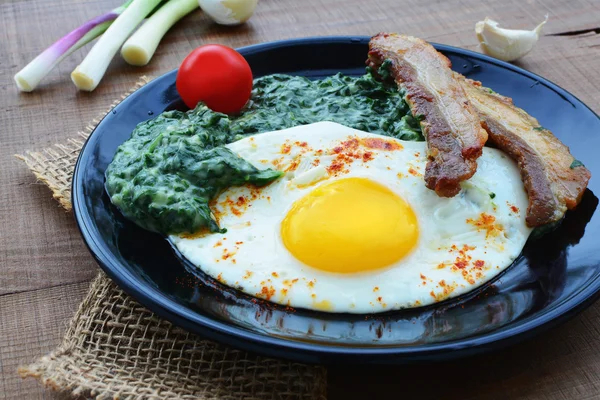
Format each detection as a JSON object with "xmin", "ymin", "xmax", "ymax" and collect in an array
[{"xmin": 105, "ymin": 71, "xmax": 422, "ymax": 235}]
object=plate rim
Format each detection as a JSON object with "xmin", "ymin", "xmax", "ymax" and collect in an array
[{"xmin": 72, "ymin": 35, "xmax": 600, "ymax": 363}]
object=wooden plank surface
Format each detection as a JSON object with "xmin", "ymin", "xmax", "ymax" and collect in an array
[
  {"xmin": 0, "ymin": 282, "xmax": 90, "ymax": 400},
  {"xmin": 1, "ymin": 0, "xmax": 599, "ymax": 398}
]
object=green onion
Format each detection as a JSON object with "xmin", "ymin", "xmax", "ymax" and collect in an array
[
  {"xmin": 121, "ymin": 0, "xmax": 199, "ymax": 66},
  {"xmin": 14, "ymin": 1, "xmax": 133, "ymax": 92},
  {"xmin": 71, "ymin": 0, "xmax": 162, "ymax": 91}
]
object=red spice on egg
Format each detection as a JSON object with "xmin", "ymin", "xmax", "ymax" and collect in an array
[
  {"xmin": 506, "ymin": 201, "xmax": 520, "ymax": 213},
  {"xmin": 467, "ymin": 213, "xmax": 504, "ymax": 238},
  {"xmin": 285, "ymin": 158, "xmax": 301, "ymax": 172},
  {"xmin": 236, "ymin": 196, "xmax": 246, "ymax": 206},
  {"xmin": 408, "ymin": 168, "xmax": 420, "ymax": 177},
  {"xmin": 222, "ymin": 248, "xmax": 236, "ymax": 260},
  {"xmin": 361, "ymin": 137, "xmax": 403, "ymax": 151},
  {"xmin": 340, "ymin": 137, "xmax": 360, "ymax": 150},
  {"xmin": 325, "ymin": 136, "xmax": 381, "ymax": 176},
  {"xmin": 258, "ymin": 286, "xmax": 276, "ymax": 300},
  {"xmin": 326, "ymin": 159, "xmax": 347, "ymax": 175},
  {"xmin": 281, "ymin": 143, "xmax": 291, "ymax": 154},
  {"xmin": 362, "ymin": 151, "xmax": 374, "ymax": 162}
]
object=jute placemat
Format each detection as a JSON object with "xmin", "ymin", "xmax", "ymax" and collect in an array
[{"xmin": 15, "ymin": 77, "xmax": 327, "ymax": 400}]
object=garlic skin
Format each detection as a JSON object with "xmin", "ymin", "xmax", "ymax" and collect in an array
[
  {"xmin": 198, "ymin": 0, "xmax": 258, "ymax": 25},
  {"xmin": 475, "ymin": 17, "xmax": 548, "ymax": 62}
]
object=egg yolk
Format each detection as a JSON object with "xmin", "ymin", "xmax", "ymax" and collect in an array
[{"xmin": 281, "ymin": 177, "xmax": 418, "ymax": 273}]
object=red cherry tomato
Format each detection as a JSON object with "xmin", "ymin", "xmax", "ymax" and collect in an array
[{"xmin": 176, "ymin": 44, "xmax": 253, "ymax": 114}]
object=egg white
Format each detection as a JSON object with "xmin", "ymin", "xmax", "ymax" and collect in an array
[{"xmin": 169, "ymin": 121, "xmax": 533, "ymax": 313}]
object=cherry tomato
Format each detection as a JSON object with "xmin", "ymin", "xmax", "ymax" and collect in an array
[{"xmin": 176, "ymin": 44, "xmax": 253, "ymax": 114}]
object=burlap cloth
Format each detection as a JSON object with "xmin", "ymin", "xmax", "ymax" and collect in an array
[{"xmin": 15, "ymin": 77, "xmax": 327, "ymax": 400}]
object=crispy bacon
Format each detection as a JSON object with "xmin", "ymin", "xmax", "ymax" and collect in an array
[
  {"xmin": 367, "ymin": 33, "xmax": 488, "ymax": 197},
  {"xmin": 456, "ymin": 73, "xmax": 591, "ymax": 227}
]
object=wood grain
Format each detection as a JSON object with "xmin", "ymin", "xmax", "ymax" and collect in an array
[
  {"xmin": 1, "ymin": 0, "xmax": 600, "ymax": 398},
  {"xmin": 0, "ymin": 281, "xmax": 90, "ymax": 400}
]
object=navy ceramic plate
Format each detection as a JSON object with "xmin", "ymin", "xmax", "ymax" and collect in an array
[{"xmin": 73, "ymin": 37, "xmax": 600, "ymax": 364}]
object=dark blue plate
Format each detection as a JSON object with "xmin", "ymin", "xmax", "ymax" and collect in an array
[{"xmin": 72, "ymin": 36, "xmax": 600, "ymax": 364}]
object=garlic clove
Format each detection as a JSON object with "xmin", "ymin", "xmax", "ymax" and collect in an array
[
  {"xmin": 198, "ymin": 0, "xmax": 258, "ymax": 26},
  {"xmin": 475, "ymin": 16, "xmax": 548, "ymax": 62}
]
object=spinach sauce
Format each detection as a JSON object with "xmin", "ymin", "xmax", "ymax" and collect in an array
[{"xmin": 105, "ymin": 72, "xmax": 423, "ymax": 235}]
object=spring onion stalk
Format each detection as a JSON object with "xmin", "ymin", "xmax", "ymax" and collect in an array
[
  {"xmin": 71, "ymin": 0, "xmax": 162, "ymax": 91},
  {"xmin": 13, "ymin": 1, "xmax": 133, "ymax": 92},
  {"xmin": 121, "ymin": 0, "xmax": 199, "ymax": 66}
]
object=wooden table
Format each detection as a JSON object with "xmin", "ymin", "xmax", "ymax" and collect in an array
[{"xmin": 2, "ymin": 0, "xmax": 600, "ymax": 398}]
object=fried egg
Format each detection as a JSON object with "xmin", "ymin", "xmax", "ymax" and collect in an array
[{"xmin": 169, "ymin": 122, "xmax": 533, "ymax": 313}]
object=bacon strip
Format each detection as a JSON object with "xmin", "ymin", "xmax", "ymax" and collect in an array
[
  {"xmin": 456, "ymin": 73, "xmax": 591, "ymax": 227},
  {"xmin": 367, "ymin": 33, "xmax": 488, "ymax": 197}
]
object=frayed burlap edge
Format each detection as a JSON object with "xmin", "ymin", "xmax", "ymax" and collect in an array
[
  {"xmin": 18, "ymin": 273, "xmax": 327, "ymax": 400},
  {"xmin": 15, "ymin": 77, "xmax": 327, "ymax": 400}
]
